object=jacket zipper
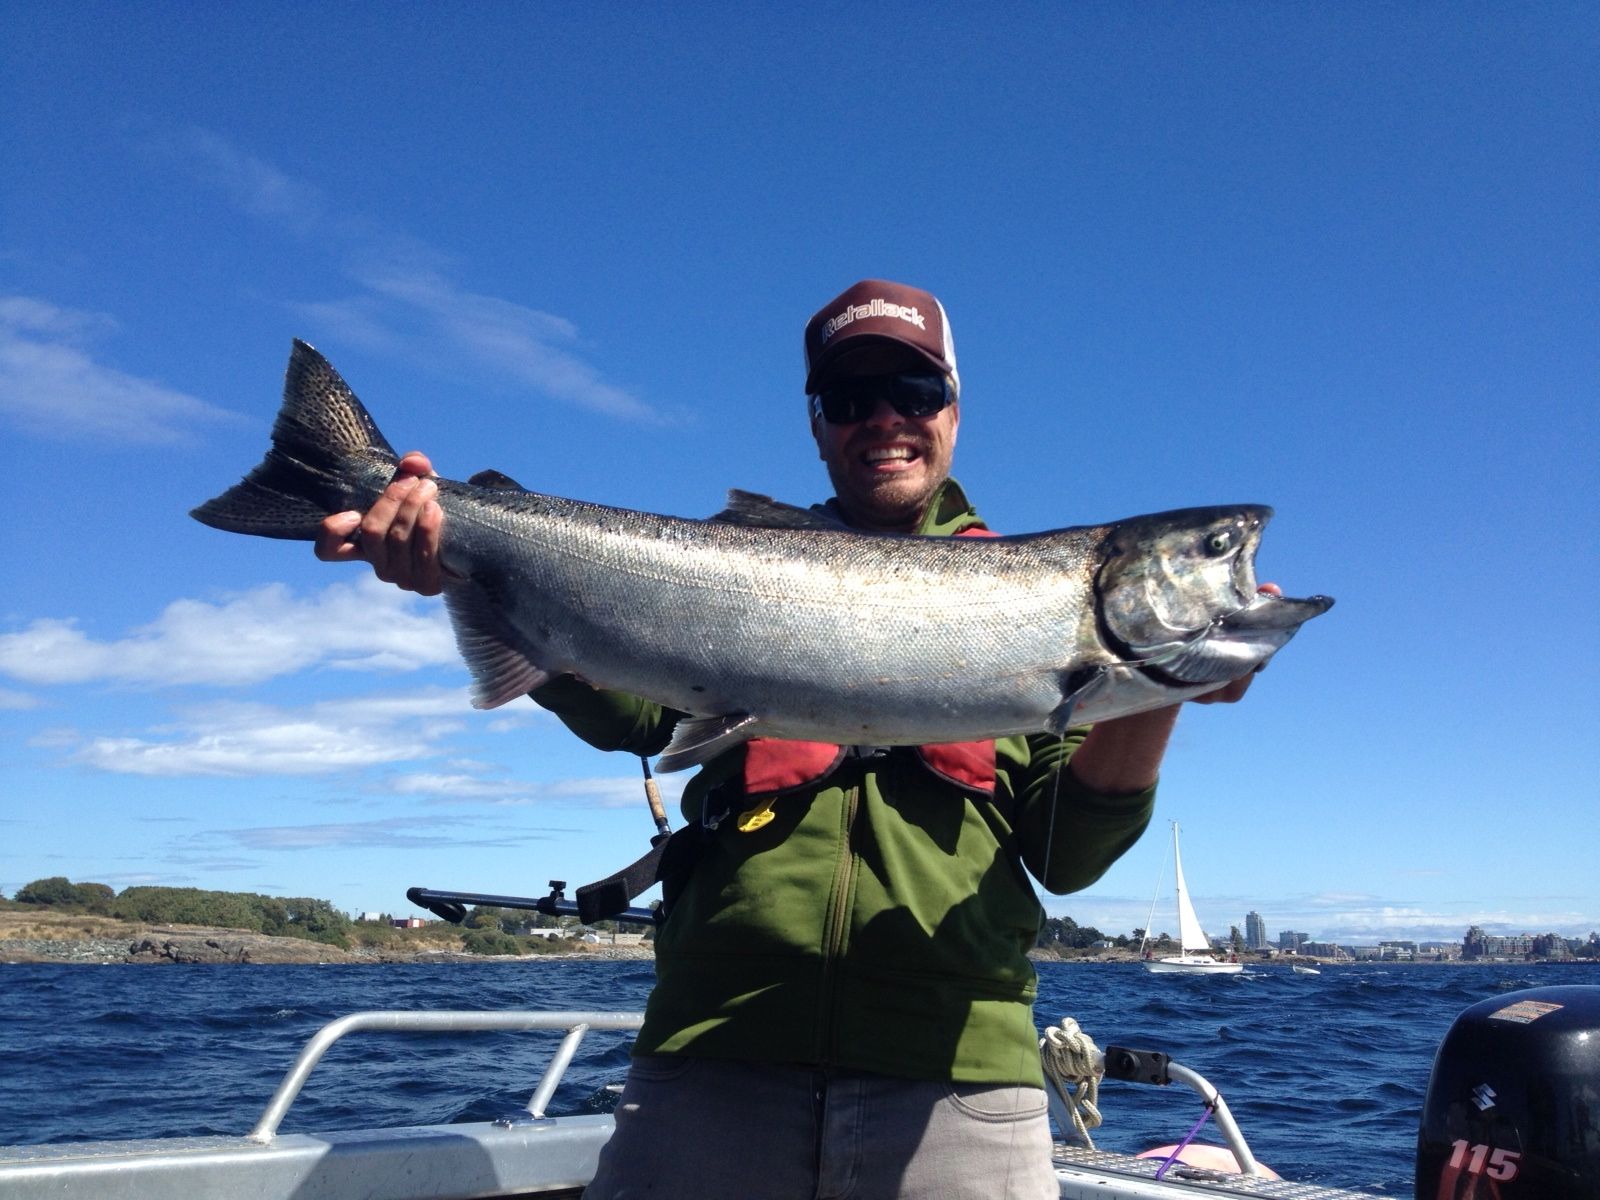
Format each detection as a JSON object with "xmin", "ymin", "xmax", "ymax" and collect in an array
[{"xmin": 815, "ymin": 778, "xmax": 861, "ymax": 1064}]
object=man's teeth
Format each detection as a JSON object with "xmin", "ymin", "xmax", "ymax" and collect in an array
[{"xmin": 864, "ymin": 447, "xmax": 915, "ymax": 463}]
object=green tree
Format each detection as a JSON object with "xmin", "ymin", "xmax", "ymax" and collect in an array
[
  {"xmin": 462, "ymin": 929, "xmax": 523, "ymax": 956},
  {"xmin": 107, "ymin": 887, "xmax": 351, "ymax": 947},
  {"xmin": 15, "ymin": 877, "xmax": 115, "ymax": 909},
  {"xmin": 465, "ymin": 906, "xmax": 510, "ymax": 931},
  {"xmin": 16, "ymin": 877, "xmax": 82, "ymax": 906},
  {"xmin": 76, "ymin": 882, "xmax": 115, "ymax": 913}
]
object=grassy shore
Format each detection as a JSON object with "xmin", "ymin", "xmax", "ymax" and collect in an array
[{"xmin": 0, "ymin": 909, "xmax": 654, "ymax": 964}]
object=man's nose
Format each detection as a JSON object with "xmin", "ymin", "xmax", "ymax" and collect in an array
[{"xmin": 860, "ymin": 395, "xmax": 905, "ymax": 428}]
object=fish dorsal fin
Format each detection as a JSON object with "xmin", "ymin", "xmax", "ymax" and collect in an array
[
  {"xmin": 467, "ymin": 468, "xmax": 526, "ymax": 491},
  {"xmin": 442, "ymin": 578, "xmax": 552, "ymax": 708},
  {"xmin": 657, "ymin": 713, "xmax": 762, "ymax": 773},
  {"xmin": 711, "ymin": 490, "xmax": 850, "ymax": 531}
]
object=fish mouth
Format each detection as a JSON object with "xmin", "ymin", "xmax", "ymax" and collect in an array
[
  {"xmin": 1093, "ymin": 504, "xmax": 1331, "ymax": 688},
  {"xmin": 1145, "ymin": 590, "xmax": 1335, "ymax": 686},
  {"xmin": 1218, "ymin": 591, "xmax": 1336, "ymax": 633}
]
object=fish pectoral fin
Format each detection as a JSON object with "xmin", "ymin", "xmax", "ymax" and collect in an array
[
  {"xmin": 710, "ymin": 490, "xmax": 850, "ymax": 531},
  {"xmin": 442, "ymin": 580, "xmax": 553, "ymax": 709},
  {"xmin": 1045, "ymin": 668, "xmax": 1112, "ymax": 736},
  {"xmin": 656, "ymin": 713, "xmax": 761, "ymax": 773}
]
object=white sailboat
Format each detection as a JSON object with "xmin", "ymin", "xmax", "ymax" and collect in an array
[{"xmin": 1140, "ymin": 821, "xmax": 1243, "ymax": 975}]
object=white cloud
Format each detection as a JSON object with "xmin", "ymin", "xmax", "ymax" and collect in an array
[
  {"xmin": 78, "ymin": 724, "xmax": 421, "ymax": 777},
  {"xmin": 160, "ymin": 127, "xmax": 659, "ymax": 421},
  {"xmin": 65, "ymin": 688, "xmax": 473, "ymax": 777},
  {"xmin": 543, "ymin": 772, "xmax": 692, "ymax": 812},
  {"xmin": 0, "ymin": 687, "xmax": 38, "ymax": 710},
  {"xmin": 217, "ymin": 816, "xmax": 554, "ymax": 852},
  {"xmin": 348, "ymin": 262, "xmax": 658, "ymax": 422},
  {"xmin": 0, "ymin": 577, "xmax": 457, "ymax": 688},
  {"xmin": 388, "ymin": 766, "xmax": 688, "ymax": 813},
  {"xmin": 391, "ymin": 772, "xmax": 537, "ymax": 802},
  {"xmin": 161, "ymin": 127, "xmax": 327, "ymax": 234},
  {"xmin": 0, "ymin": 296, "xmax": 243, "ymax": 444}
]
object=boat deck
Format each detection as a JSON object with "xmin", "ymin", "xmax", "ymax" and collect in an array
[{"xmin": 1054, "ymin": 1146, "xmax": 1372, "ymax": 1199}]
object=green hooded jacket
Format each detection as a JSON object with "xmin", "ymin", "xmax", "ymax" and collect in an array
[{"xmin": 532, "ymin": 480, "xmax": 1154, "ymax": 1086}]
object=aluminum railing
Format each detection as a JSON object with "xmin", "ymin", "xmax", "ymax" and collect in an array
[
  {"xmin": 1046, "ymin": 1043, "xmax": 1263, "ymax": 1178},
  {"xmin": 248, "ymin": 1010, "xmax": 645, "ymax": 1143}
]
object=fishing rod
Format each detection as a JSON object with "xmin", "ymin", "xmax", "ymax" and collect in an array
[
  {"xmin": 407, "ymin": 757, "xmax": 672, "ymax": 929},
  {"xmin": 405, "ymin": 883, "xmax": 658, "ymax": 927}
]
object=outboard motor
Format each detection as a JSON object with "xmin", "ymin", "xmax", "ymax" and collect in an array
[{"xmin": 1416, "ymin": 984, "xmax": 1600, "ymax": 1199}]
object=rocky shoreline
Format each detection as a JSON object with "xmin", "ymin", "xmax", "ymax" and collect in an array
[{"xmin": 0, "ymin": 925, "xmax": 656, "ymax": 965}]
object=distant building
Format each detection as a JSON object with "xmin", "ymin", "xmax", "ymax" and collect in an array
[
  {"xmin": 1277, "ymin": 930, "xmax": 1308, "ymax": 952},
  {"xmin": 390, "ymin": 917, "xmax": 426, "ymax": 929},
  {"xmin": 1302, "ymin": 941, "xmax": 1342, "ymax": 959},
  {"xmin": 1245, "ymin": 911, "xmax": 1268, "ymax": 950},
  {"xmin": 1472, "ymin": 933, "xmax": 1535, "ymax": 960},
  {"xmin": 358, "ymin": 912, "xmax": 384, "ymax": 924}
]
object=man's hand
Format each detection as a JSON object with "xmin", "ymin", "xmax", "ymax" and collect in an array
[{"xmin": 314, "ymin": 451, "xmax": 446, "ymax": 595}]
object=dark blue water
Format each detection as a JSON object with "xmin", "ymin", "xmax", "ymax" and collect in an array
[{"xmin": 2, "ymin": 960, "xmax": 1595, "ymax": 1194}]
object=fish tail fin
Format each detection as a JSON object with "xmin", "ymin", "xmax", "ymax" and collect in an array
[{"xmin": 190, "ymin": 340, "xmax": 400, "ymax": 540}]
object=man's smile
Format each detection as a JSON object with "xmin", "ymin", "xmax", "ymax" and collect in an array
[{"xmin": 860, "ymin": 443, "xmax": 922, "ymax": 470}]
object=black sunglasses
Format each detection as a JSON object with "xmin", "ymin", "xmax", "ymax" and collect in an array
[{"xmin": 812, "ymin": 373, "xmax": 954, "ymax": 425}]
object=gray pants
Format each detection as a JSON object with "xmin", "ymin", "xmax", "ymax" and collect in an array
[{"xmin": 584, "ymin": 1056, "xmax": 1057, "ymax": 1200}]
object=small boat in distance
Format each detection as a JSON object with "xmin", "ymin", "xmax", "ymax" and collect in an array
[
  {"xmin": 1140, "ymin": 821, "xmax": 1243, "ymax": 975},
  {"xmin": 1291, "ymin": 963, "xmax": 1322, "ymax": 975}
]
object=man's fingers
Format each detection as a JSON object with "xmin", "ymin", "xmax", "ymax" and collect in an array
[
  {"xmin": 315, "ymin": 512, "xmax": 363, "ymax": 562},
  {"xmin": 360, "ymin": 475, "xmax": 427, "ymax": 581},
  {"xmin": 312, "ymin": 454, "xmax": 444, "ymax": 592},
  {"xmin": 396, "ymin": 451, "xmax": 435, "ymax": 479},
  {"xmin": 410, "ymin": 491, "xmax": 445, "ymax": 596}
]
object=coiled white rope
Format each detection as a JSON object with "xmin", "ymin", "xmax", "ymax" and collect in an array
[{"xmin": 1040, "ymin": 1017, "xmax": 1103, "ymax": 1149}]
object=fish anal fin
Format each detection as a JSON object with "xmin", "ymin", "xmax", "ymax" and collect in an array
[
  {"xmin": 711, "ymin": 491, "xmax": 850, "ymax": 531},
  {"xmin": 442, "ymin": 579, "xmax": 552, "ymax": 708},
  {"xmin": 657, "ymin": 713, "xmax": 761, "ymax": 773}
]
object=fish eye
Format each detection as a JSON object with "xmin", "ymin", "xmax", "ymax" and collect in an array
[{"xmin": 1204, "ymin": 529, "xmax": 1234, "ymax": 556}]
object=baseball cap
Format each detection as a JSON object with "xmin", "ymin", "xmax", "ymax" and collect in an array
[{"xmin": 804, "ymin": 279, "xmax": 959, "ymax": 394}]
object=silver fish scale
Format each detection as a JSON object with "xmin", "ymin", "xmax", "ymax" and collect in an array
[{"xmin": 440, "ymin": 485, "xmax": 1112, "ymax": 743}]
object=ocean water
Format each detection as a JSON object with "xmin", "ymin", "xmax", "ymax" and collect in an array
[{"xmin": 2, "ymin": 958, "xmax": 1595, "ymax": 1195}]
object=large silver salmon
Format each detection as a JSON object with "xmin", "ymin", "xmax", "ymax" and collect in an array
[{"xmin": 193, "ymin": 341, "xmax": 1333, "ymax": 771}]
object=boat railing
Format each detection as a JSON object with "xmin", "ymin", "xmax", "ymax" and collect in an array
[
  {"xmin": 1047, "ymin": 1043, "xmax": 1264, "ymax": 1177},
  {"xmin": 248, "ymin": 1009, "xmax": 645, "ymax": 1143}
]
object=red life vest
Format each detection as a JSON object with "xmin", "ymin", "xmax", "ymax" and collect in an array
[{"xmin": 741, "ymin": 526, "xmax": 1000, "ymax": 799}]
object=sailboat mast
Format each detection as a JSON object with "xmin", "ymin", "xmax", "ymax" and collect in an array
[{"xmin": 1138, "ymin": 833, "xmax": 1168, "ymax": 957}]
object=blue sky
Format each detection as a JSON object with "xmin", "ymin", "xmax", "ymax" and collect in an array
[{"xmin": 2, "ymin": 5, "xmax": 1594, "ymax": 945}]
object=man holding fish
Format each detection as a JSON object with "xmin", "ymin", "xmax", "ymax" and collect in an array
[{"xmin": 310, "ymin": 281, "xmax": 1288, "ymax": 1199}]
